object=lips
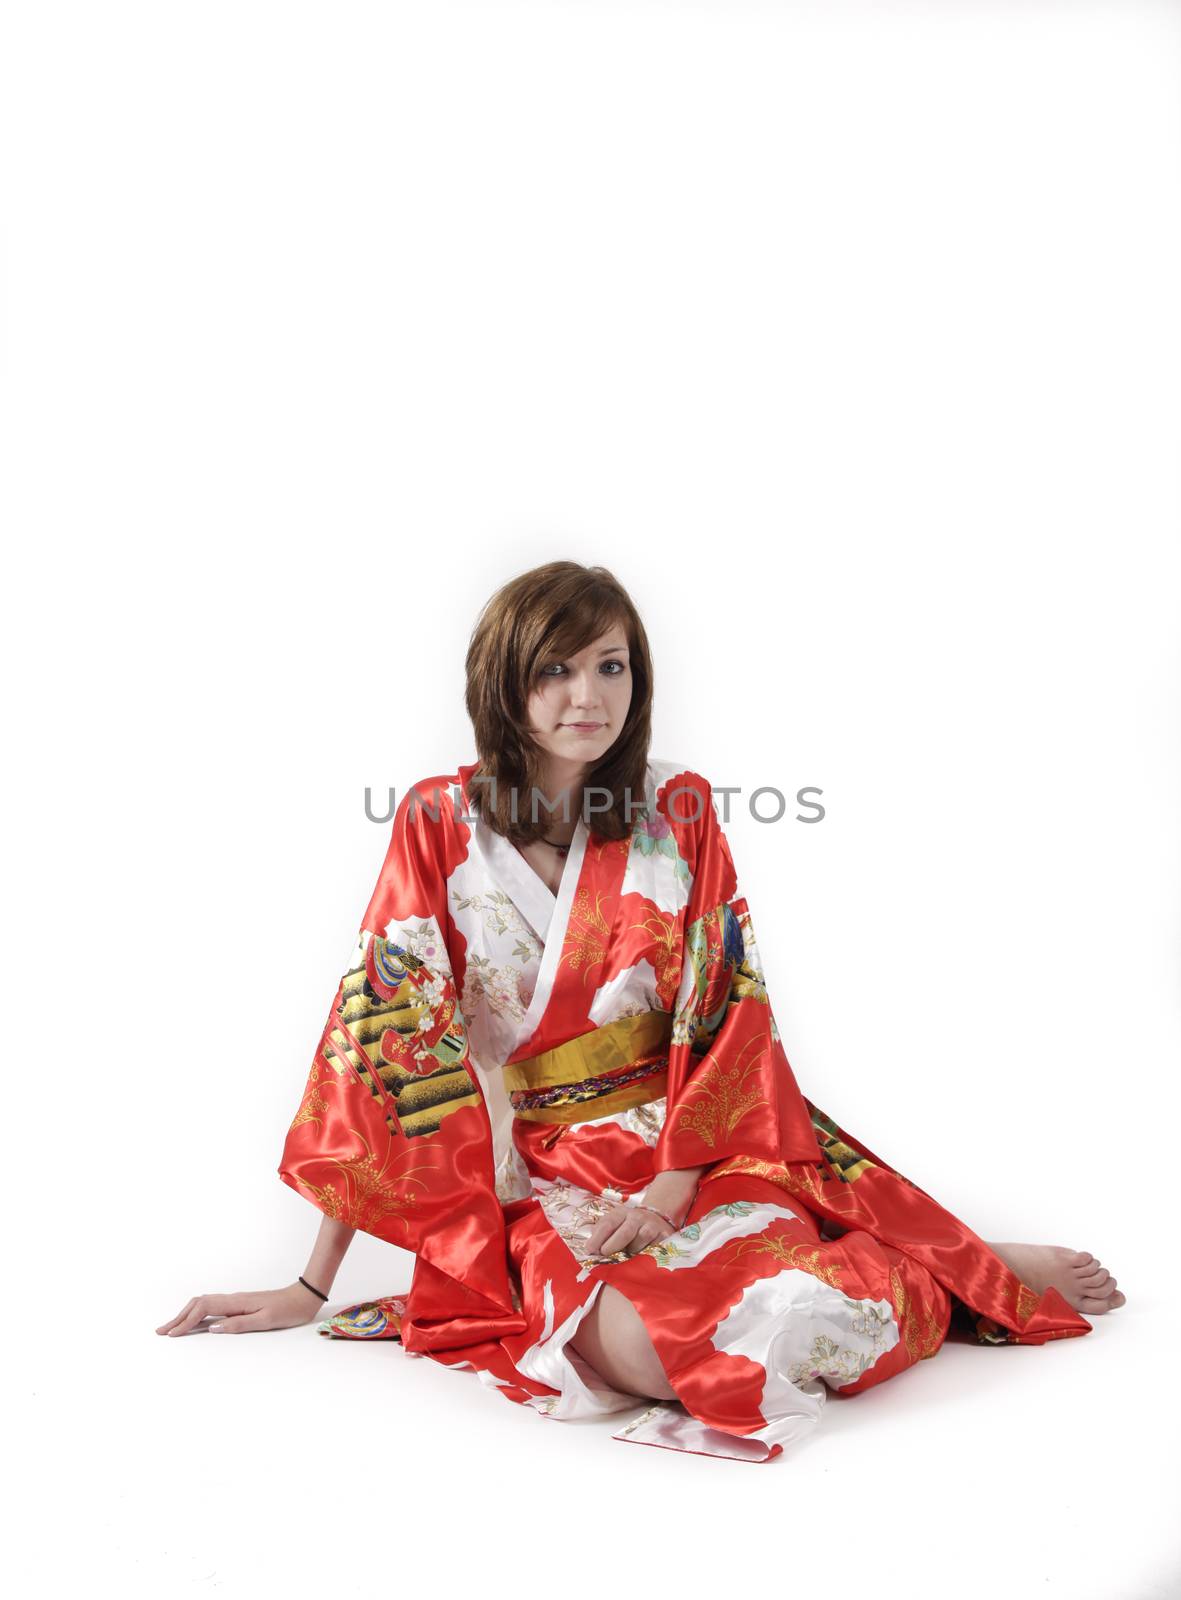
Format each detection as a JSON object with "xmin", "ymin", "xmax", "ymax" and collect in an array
[{"xmin": 563, "ymin": 722, "xmax": 604, "ymax": 729}]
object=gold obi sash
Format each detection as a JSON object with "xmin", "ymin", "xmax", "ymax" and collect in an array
[{"xmin": 502, "ymin": 1009, "xmax": 674, "ymax": 1124}]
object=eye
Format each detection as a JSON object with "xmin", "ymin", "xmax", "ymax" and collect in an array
[{"xmin": 539, "ymin": 658, "xmax": 628, "ymax": 679}]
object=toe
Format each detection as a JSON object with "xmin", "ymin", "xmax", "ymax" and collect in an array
[
  {"xmin": 1068, "ymin": 1250, "xmax": 1094, "ymax": 1266},
  {"xmin": 1109, "ymin": 1290, "xmax": 1127, "ymax": 1309},
  {"xmin": 1077, "ymin": 1296, "xmax": 1112, "ymax": 1315},
  {"xmin": 1078, "ymin": 1267, "xmax": 1111, "ymax": 1289}
]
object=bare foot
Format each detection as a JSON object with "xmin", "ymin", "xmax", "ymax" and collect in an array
[{"xmin": 985, "ymin": 1242, "xmax": 1126, "ymax": 1316}]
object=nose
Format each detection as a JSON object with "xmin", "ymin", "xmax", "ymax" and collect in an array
[{"xmin": 567, "ymin": 671, "xmax": 602, "ymax": 711}]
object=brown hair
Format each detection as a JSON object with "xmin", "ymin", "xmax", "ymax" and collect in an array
[{"xmin": 464, "ymin": 560, "xmax": 653, "ymax": 844}]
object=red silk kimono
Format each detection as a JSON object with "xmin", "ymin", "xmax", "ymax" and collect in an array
[{"xmin": 278, "ymin": 758, "xmax": 1090, "ymax": 1461}]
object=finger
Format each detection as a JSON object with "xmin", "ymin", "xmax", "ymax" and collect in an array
[
  {"xmin": 168, "ymin": 1296, "xmax": 234, "ymax": 1337},
  {"xmin": 627, "ymin": 1223, "xmax": 671, "ymax": 1255},
  {"xmin": 209, "ymin": 1312, "xmax": 272, "ymax": 1334},
  {"xmin": 586, "ymin": 1209, "xmax": 628, "ymax": 1254},
  {"xmin": 156, "ymin": 1298, "xmax": 199, "ymax": 1335},
  {"xmin": 166, "ymin": 1298, "xmax": 217, "ymax": 1337},
  {"xmin": 598, "ymin": 1216, "xmax": 643, "ymax": 1254},
  {"xmin": 596, "ymin": 1217, "xmax": 642, "ymax": 1256}
]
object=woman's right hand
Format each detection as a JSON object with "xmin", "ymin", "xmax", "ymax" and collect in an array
[{"xmin": 155, "ymin": 1281, "xmax": 326, "ymax": 1336}]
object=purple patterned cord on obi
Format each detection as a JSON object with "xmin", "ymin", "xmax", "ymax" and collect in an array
[{"xmin": 509, "ymin": 1055, "xmax": 668, "ymax": 1114}]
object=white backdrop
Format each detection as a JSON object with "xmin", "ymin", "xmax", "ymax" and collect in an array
[{"xmin": 4, "ymin": 2, "xmax": 1179, "ymax": 1596}]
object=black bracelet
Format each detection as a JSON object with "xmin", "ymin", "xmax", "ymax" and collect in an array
[{"xmin": 298, "ymin": 1274, "xmax": 328, "ymax": 1302}]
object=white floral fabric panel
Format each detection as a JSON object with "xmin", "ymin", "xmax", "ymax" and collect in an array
[
  {"xmin": 715, "ymin": 1270, "xmax": 899, "ymax": 1395},
  {"xmin": 493, "ymin": 1135, "xmax": 534, "ymax": 1205},
  {"xmin": 446, "ymin": 846, "xmax": 545, "ymax": 1072},
  {"xmin": 585, "ymin": 1097, "xmax": 668, "ymax": 1149},
  {"xmin": 586, "ymin": 957, "xmax": 661, "ymax": 1026},
  {"xmin": 618, "ymin": 756, "xmax": 696, "ymax": 915},
  {"xmin": 612, "ymin": 1391, "xmax": 824, "ymax": 1462}
]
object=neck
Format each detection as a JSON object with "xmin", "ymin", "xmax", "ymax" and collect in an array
[{"xmin": 534, "ymin": 755, "xmax": 590, "ymax": 830}]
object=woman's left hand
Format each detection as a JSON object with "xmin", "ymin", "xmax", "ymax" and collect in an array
[{"xmin": 585, "ymin": 1201, "xmax": 675, "ymax": 1258}]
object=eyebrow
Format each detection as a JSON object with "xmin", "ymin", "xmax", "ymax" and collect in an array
[{"xmin": 545, "ymin": 644, "xmax": 629, "ymax": 664}]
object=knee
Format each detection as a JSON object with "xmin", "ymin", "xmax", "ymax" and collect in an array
[{"xmin": 570, "ymin": 1285, "xmax": 677, "ymax": 1401}]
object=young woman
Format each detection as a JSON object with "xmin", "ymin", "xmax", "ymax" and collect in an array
[{"xmin": 157, "ymin": 561, "xmax": 1124, "ymax": 1462}]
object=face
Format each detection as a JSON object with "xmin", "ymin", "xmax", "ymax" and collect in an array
[{"xmin": 525, "ymin": 623, "xmax": 633, "ymax": 773}]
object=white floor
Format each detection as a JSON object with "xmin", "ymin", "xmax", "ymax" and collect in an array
[{"xmin": 19, "ymin": 1236, "xmax": 1179, "ymax": 1600}]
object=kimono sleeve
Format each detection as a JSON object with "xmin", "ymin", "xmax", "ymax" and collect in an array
[
  {"xmin": 277, "ymin": 780, "xmax": 523, "ymax": 1350},
  {"xmin": 655, "ymin": 774, "xmax": 823, "ymax": 1174}
]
